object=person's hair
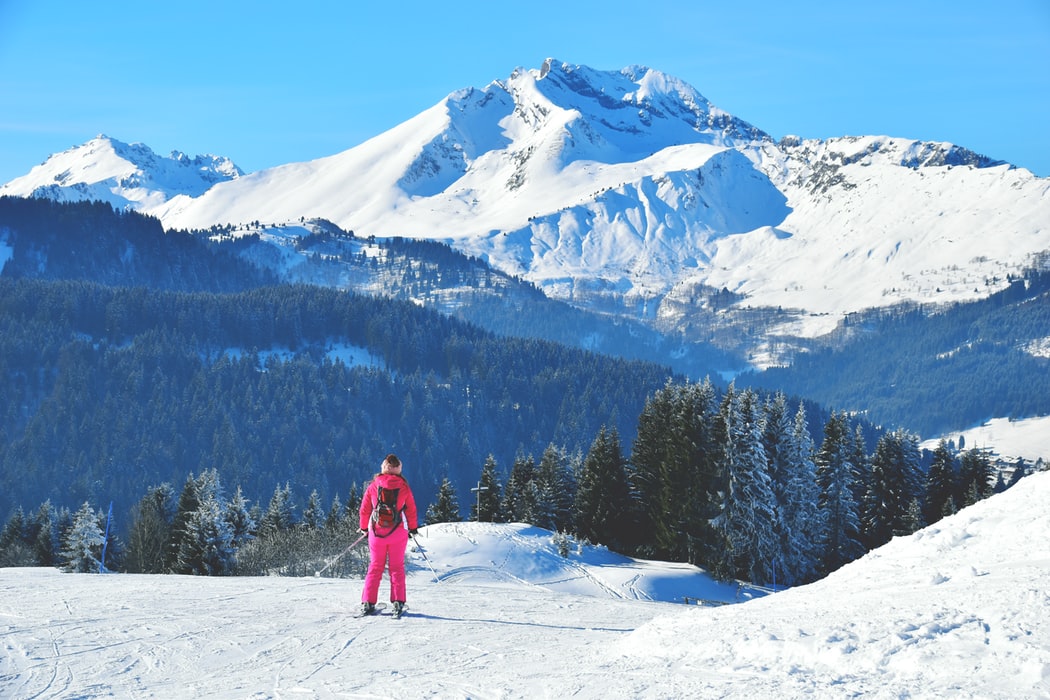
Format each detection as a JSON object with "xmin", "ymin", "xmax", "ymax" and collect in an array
[{"xmin": 385, "ymin": 454, "xmax": 401, "ymax": 468}]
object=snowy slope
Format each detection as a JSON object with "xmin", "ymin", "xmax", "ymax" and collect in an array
[
  {"xmin": 701, "ymin": 136, "xmax": 1050, "ymax": 339},
  {"xmin": 925, "ymin": 415, "xmax": 1050, "ymax": 465},
  {"xmin": 3, "ymin": 472, "xmax": 1048, "ymax": 698}
]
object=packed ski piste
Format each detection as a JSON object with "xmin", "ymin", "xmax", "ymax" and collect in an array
[{"xmin": 3, "ymin": 471, "xmax": 1049, "ymax": 698}]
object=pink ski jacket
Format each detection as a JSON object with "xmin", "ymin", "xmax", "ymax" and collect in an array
[{"xmin": 359, "ymin": 473, "xmax": 419, "ymax": 535}]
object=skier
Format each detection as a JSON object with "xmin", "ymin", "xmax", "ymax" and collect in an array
[{"xmin": 358, "ymin": 453, "xmax": 419, "ymax": 618}]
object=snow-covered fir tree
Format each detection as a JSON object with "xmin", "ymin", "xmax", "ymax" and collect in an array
[
  {"xmin": 176, "ymin": 496, "xmax": 235, "ymax": 575},
  {"xmin": 61, "ymin": 502, "xmax": 105, "ymax": 573},
  {"xmin": 426, "ymin": 477, "xmax": 462, "ymax": 524},
  {"xmin": 865, "ymin": 429, "xmax": 924, "ymax": 548},
  {"xmin": 502, "ymin": 455, "xmax": 538, "ymax": 523},
  {"xmin": 766, "ymin": 395, "xmax": 823, "ymax": 586},
  {"xmin": 925, "ymin": 440, "xmax": 958, "ymax": 524},
  {"xmin": 816, "ymin": 412, "xmax": 864, "ymax": 572},
  {"xmin": 225, "ymin": 486, "xmax": 255, "ymax": 546},
  {"xmin": 783, "ymin": 400, "xmax": 824, "ymax": 584},
  {"xmin": 258, "ymin": 483, "xmax": 296, "ymax": 538},
  {"xmin": 713, "ymin": 387, "xmax": 777, "ymax": 583},
  {"xmin": 533, "ymin": 443, "xmax": 576, "ymax": 533},
  {"xmin": 958, "ymin": 448, "xmax": 995, "ymax": 506}
]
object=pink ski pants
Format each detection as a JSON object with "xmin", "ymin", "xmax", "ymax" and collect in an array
[{"xmin": 361, "ymin": 526, "xmax": 408, "ymax": 603}]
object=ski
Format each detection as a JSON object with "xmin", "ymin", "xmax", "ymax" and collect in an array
[{"xmin": 353, "ymin": 602, "xmax": 386, "ymax": 618}]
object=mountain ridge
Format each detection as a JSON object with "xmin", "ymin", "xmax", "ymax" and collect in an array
[{"xmin": 2, "ymin": 59, "xmax": 1047, "ymax": 368}]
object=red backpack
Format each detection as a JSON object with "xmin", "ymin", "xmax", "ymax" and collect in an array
[{"xmin": 371, "ymin": 485, "xmax": 402, "ymax": 534}]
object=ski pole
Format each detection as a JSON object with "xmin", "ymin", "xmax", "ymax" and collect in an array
[
  {"xmin": 411, "ymin": 532, "xmax": 441, "ymax": 583},
  {"xmin": 314, "ymin": 531, "xmax": 367, "ymax": 578}
]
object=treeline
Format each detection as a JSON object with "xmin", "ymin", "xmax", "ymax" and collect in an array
[
  {"xmin": 0, "ymin": 276, "xmax": 672, "ymax": 522},
  {"xmin": 0, "ymin": 196, "xmax": 273, "ymax": 291},
  {"xmin": 570, "ymin": 380, "xmax": 1021, "ymax": 585},
  {"xmin": 751, "ymin": 268, "xmax": 1050, "ymax": 435},
  {"xmin": 213, "ymin": 219, "xmax": 735, "ymax": 379},
  {"xmin": 3, "ymin": 379, "xmax": 1036, "ymax": 585}
]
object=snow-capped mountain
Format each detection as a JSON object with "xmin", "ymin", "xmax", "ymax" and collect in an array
[
  {"xmin": 4, "ymin": 60, "xmax": 1049, "ymax": 365},
  {"xmin": 0, "ymin": 134, "xmax": 242, "ymax": 210}
]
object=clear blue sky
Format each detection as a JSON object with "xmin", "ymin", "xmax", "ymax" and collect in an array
[{"xmin": 1, "ymin": 0, "xmax": 1048, "ymax": 184}]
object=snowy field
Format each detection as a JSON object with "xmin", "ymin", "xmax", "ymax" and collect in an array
[
  {"xmin": 3, "ymin": 473, "xmax": 1049, "ymax": 699},
  {"xmin": 926, "ymin": 415, "xmax": 1050, "ymax": 465}
]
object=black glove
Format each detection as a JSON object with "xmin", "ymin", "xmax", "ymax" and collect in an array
[
  {"xmin": 361, "ymin": 528, "xmax": 368, "ymax": 534},
  {"xmin": 409, "ymin": 528, "xmax": 418, "ymax": 536}
]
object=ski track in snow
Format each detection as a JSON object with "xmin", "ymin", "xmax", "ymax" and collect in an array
[{"xmin": 3, "ymin": 477, "xmax": 1050, "ymax": 698}]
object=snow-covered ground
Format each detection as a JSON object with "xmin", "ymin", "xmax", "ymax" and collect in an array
[
  {"xmin": 3, "ymin": 473, "xmax": 1049, "ymax": 698},
  {"xmin": 926, "ymin": 415, "xmax": 1050, "ymax": 465}
]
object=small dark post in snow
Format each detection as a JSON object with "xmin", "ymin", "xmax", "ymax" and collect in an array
[{"xmin": 471, "ymin": 482, "xmax": 489, "ymax": 522}]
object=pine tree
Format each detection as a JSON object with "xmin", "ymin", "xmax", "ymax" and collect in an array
[
  {"xmin": 815, "ymin": 412, "xmax": 864, "ymax": 573},
  {"xmin": 60, "ymin": 502, "xmax": 105, "ymax": 573},
  {"xmin": 165, "ymin": 475, "xmax": 201, "ymax": 572},
  {"xmin": 32, "ymin": 500, "xmax": 59, "ymax": 567},
  {"xmin": 850, "ymin": 424, "xmax": 872, "ymax": 526},
  {"xmin": 258, "ymin": 483, "xmax": 296, "ymax": 538},
  {"xmin": 302, "ymin": 490, "xmax": 324, "ymax": 531},
  {"xmin": 177, "ymin": 497, "xmax": 235, "ymax": 575},
  {"xmin": 925, "ymin": 440, "xmax": 957, "ymax": 524},
  {"xmin": 325, "ymin": 494, "xmax": 344, "ymax": 531},
  {"xmin": 343, "ymin": 483, "xmax": 362, "ymax": 528},
  {"xmin": 770, "ymin": 399, "xmax": 823, "ymax": 586},
  {"xmin": 126, "ymin": 484, "xmax": 174, "ymax": 574},
  {"xmin": 762, "ymin": 393, "xmax": 792, "ymax": 579},
  {"xmin": 534, "ymin": 444, "xmax": 576, "ymax": 533},
  {"xmin": 502, "ymin": 455, "xmax": 537, "ymax": 523},
  {"xmin": 713, "ymin": 388, "xmax": 777, "ymax": 583},
  {"xmin": 630, "ymin": 378, "xmax": 719, "ymax": 563},
  {"xmin": 865, "ymin": 429, "xmax": 923, "ymax": 548},
  {"xmin": 425, "ymin": 477, "xmax": 462, "ymax": 524},
  {"xmin": 575, "ymin": 426, "xmax": 632, "ymax": 551},
  {"xmin": 0, "ymin": 508, "xmax": 26, "ymax": 548},
  {"xmin": 958, "ymin": 449, "xmax": 994, "ymax": 506},
  {"xmin": 225, "ymin": 485, "xmax": 255, "ymax": 545},
  {"xmin": 0, "ymin": 507, "xmax": 31, "ymax": 567}
]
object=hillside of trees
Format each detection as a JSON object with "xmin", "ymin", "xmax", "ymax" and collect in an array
[
  {"xmin": 0, "ymin": 277, "xmax": 674, "ymax": 521},
  {"xmin": 0, "ymin": 196, "xmax": 273, "ymax": 291},
  {"xmin": 5, "ymin": 196, "xmax": 1046, "ymax": 440},
  {"xmin": 750, "ymin": 268, "xmax": 1050, "ymax": 435},
  {"xmin": 3, "ymin": 376, "xmax": 1032, "ymax": 588}
]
